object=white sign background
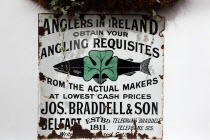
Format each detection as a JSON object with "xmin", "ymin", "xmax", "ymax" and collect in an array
[
  {"xmin": 38, "ymin": 14, "xmax": 164, "ymax": 138},
  {"xmin": 38, "ymin": 14, "xmax": 164, "ymax": 139}
]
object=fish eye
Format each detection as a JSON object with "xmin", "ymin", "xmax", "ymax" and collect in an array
[{"xmin": 59, "ymin": 64, "xmax": 64, "ymax": 70}]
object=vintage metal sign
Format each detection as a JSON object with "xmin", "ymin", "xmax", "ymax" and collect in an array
[{"xmin": 38, "ymin": 14, "xmax": 164, "ymax": 139}]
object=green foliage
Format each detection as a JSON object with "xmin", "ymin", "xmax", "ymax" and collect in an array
[
  {"xmin": 60, "ymin": 27, "xmax": 67, "ymax": 32},
  {"xmin": 60, "ymin": 46, "xmax": 67, "ymax": 52},
  {"xmin": 34, "ymin": 0, "xmax": 179, "ymax": 14},
  {"xmin": 50, "ymin": 0, "xmax": 85, "ymax": 16},
  {"xmin": 74, "ymin": 13, "xmax": 80, "ymax": 17},
  {"xmin": 38, "ymin": 42, "xmax": 42, "ymax": 47},
  {"xmin": 84, "ymin": 50, "xmax": 118, "ymax": 84},
  {"xmin": 48, "ymin": 15, "xmax": 54, "ymax": 19}
]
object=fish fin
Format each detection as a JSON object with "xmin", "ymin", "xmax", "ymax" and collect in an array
[
  {"xmin": 124, "ymin": 72, "xmax": 136, "ymax": 76},
  {"xmin": 126, "ymin": 58, "xmax": 133, "ymax": 61},
  {"xmin": 93, "ymin": 78, "xmax": 107, "ymax": 84},
  {"xmin": 140, "ymin": 58, "xmax": 151, "ymax": 75}
]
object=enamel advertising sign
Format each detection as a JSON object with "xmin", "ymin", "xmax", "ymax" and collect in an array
[{"xmin": 38, "ymin": 14, "xmax": 164, "ymax": 139}]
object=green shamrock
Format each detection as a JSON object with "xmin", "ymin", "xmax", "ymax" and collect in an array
[{"xmin": 84, "ymin": 50, "xmax": 118, "ymax": 84}]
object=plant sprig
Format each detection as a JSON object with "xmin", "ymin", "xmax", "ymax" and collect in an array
[{"xmin": 50, "ymin": 0, "xmax": 85, "ymax": 16}]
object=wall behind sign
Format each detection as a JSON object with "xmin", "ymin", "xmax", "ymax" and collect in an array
[{"xmin": 0, "ymin": 0, "xmax": 210, "ymax": 140}]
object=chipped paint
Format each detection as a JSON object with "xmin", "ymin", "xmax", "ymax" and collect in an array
[
  {"xmin": 48, "ymin": 130, "xmax": 63, "ymax": 139},
  {"xmin": 39, "ymin": 72, "xmax": 46, "ymax": 82},
  {"xmin": 159, "ymin": 75, "xmax": 164, "ymax": 80},
  {"xmin": 39, "ymin": 117, "xmax": 47, "ymax": 128},
  {"xmin": 59, "ymin": 123, "xmax": 65, "ymax": 129},
  {"xmin": 38, "ymin": 27, "xmax": 45, "ymax": 36}
]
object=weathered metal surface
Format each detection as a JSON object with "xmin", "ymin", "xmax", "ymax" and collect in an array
[{"xmin": 38, "ymin": 14, "xmax": 164, "ymax": 140}]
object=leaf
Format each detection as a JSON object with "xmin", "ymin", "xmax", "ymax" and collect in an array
[
  {"xmin": 48, "ymin": 15, "xmax": 54, "ymax": 19},
  {"xmin": 74, "ymin": 13, "xmax": 80, "ymax": 17},
  {"xmin": 50, "ymin": 0, "xmax": 58, "ymax": 6},
  {"xmin": 60, "ymin": 46, "xmax": 67, "ymax": 52},
  {"xmin": 52, "ymin": 6, "xmax": 59, "ymax": 10},
  {"xmin": 65, "ymin": 6, "xmax": 70, "ymax": 10},
  {"xmin": 84, "ymin": 50, "xmax": 118, "ymax": 84},
  {"xmin": 50, "ymin": 1, "xmax": 56, "ymax": 6},
  {"xmin": 60, "ymin": 27, "xmax": 66, "ymax": 32},
  {"xmin": 61, "ymin": 8, "xmax": 67, "ymax": 15}
]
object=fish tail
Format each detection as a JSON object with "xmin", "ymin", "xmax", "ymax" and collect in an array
[{"xmin": 140, "ymin": 58, "xmax": 151, "ymax": 75}]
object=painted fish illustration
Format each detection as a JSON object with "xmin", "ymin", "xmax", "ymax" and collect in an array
[{"xmin": 53, "ymin": 50, "xmax": 151, "ymax": 84}]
